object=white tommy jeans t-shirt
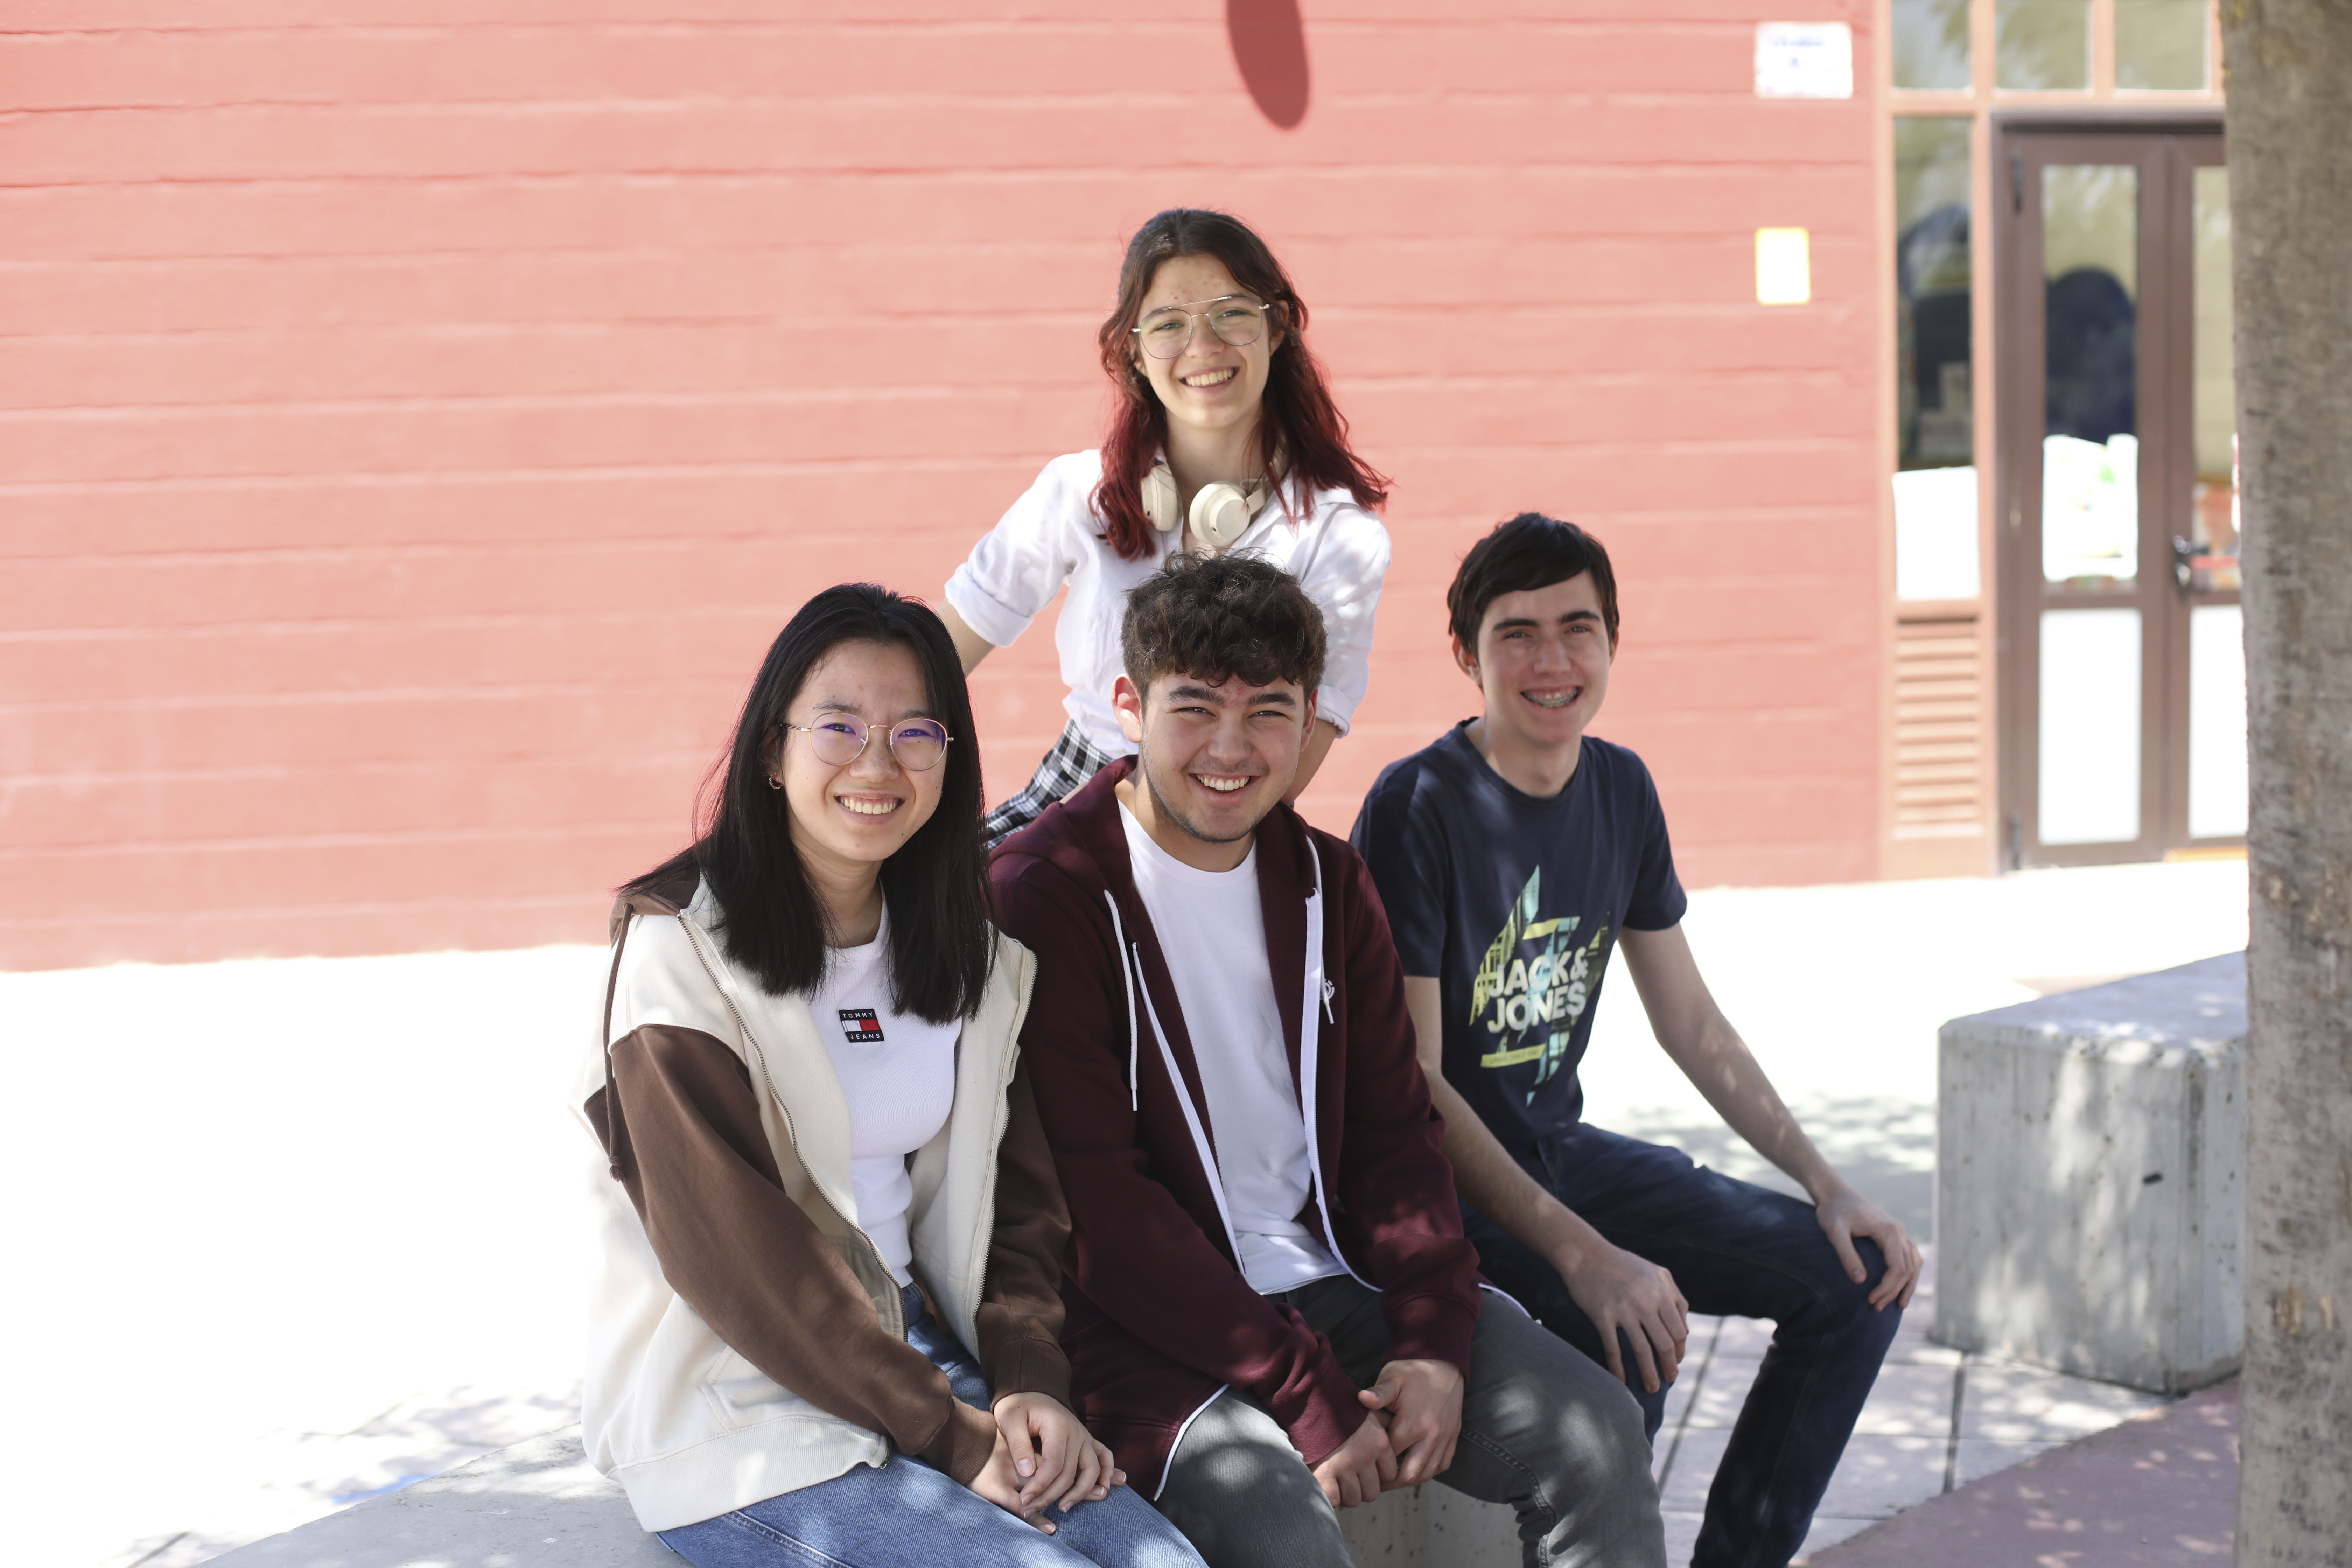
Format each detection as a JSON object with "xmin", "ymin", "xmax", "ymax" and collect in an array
[
  {"xmin": 810, "ymin": 914, "xmax": 960, "ymax": 1287},
  {"xmin": 1120, "ymin": 802, "xmax": 1343, "ymax": 1295},
  {"xmin": 944, "ymin": 451, "xmax": 1391, "ymax": 759}
]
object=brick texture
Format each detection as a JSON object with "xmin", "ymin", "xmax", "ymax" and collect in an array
[{"xmin": 0, "ymin": 1, "xmax": 1883, "ymax": 970}]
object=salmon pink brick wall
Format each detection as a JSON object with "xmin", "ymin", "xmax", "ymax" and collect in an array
[{"xmin": 0, "ymin": 1, "xmax": 1883, "ymax": 971}]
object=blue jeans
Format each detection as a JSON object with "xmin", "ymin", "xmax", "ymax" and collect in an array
[
  {"xmin": 659, "ymin": 1284, "xmax": 1205, "ymax": 1568},
  {"xmin": 1462, "ymin": 1124, "xmax": 1900, "ymax": 1568}
]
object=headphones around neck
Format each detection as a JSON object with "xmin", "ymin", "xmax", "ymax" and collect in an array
[{"xmin": 1140, "ymin": 461, "xmax": 1273, "ymax": 552}]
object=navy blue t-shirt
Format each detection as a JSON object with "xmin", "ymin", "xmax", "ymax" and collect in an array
[{"xmin": 1351, "ymin": 724, "xmax": 1687, "ymax": 1161}]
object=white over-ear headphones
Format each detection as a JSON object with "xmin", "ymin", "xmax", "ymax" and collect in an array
[{"xmin": 1141, "ymin": 460, "xmax": 1272, "ymax": 552}]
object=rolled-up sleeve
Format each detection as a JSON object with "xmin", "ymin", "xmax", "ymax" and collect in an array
[
  {"xmin": 1299, "ymin": 504, "xmax": 1391, "ymax": 736},
  {"xmin": 945, "ymin": 458, "xmax": 1086, "ymax": 650}
]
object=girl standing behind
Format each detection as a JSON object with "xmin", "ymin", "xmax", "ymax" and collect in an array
[{"xmin": 941, "ymin": 209, "xmax": 1392, "ymax": 847}]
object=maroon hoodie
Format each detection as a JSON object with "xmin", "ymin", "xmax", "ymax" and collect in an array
[{"xmin": 989, "ymin": 759, "xmax": 1482, "ymax": 1494}]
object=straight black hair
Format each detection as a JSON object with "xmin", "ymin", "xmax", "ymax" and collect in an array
[
  {"xmin": 624, "ymin": 584, "xmax": 993, "ymax": 1024},
  {"xmin": 1446, "ymin": 513, "xmax": 1622, "ymax": 652}
]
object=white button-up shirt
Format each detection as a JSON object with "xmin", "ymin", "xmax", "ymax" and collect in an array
[{"xmin": 945, "ymin": 450, "xmax": 1392, "ymax": 758}]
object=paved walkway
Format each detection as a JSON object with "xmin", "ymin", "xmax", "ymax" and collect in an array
[
  {"xmin": 1667, "ymin": 1248, "xmax": 2175, "ymax": 1562},
  {"xmin": 5, "ymin": 858, "xmax": 2247, "ymax": 1567},
  {"xmin": 1807, "ymin": 1379, "xmax": 2239, "ymax": 1566}
]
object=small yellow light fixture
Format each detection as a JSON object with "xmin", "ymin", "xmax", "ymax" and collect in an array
[{"xmin": 1755, "ymin": 227, "xmax": 1811, "ymax": 304}]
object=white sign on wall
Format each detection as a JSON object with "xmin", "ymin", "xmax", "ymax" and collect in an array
[{"xmin": 1755, "ymin": 22, "xmax": 1854, "ymax": 99}]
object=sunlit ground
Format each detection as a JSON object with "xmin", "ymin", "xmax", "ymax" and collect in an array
[{"xmin": 2, "ymin": 859, "xmax": 2246, "ymax": 1567}]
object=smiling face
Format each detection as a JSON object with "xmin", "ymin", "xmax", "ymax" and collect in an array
[
  {"xmin": 1113, "ymin": 668, "xmax": 1315, "ymax": 869},
  {"xmin": 1456, "ymin": 572, "xmax": 1616, "ymax": 756},
  {"xmin": 773, "ymin": 639, "xmax": 945, "ymax": 886},
  {"xmin": 1132, "ymin": 253, "xmax": 1283, "ymax": 447}
]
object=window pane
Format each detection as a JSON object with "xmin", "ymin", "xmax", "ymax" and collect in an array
[
  {"xmin": 1997, "ymin": 0, "xmax": 2090, "ymax": 89},
  {"xmin": 2042, "ymin": 164, "xmax": 2138, "ymax": 587},
  {"xmin": 2116, "ymin": 0, "xmax": 2209, "ymax": 90},
  {"xmin": 2191, "ymin": 164, "xmax": 2238, "ymax": 588},
  {"xmin": 1893, "ymin": 119, "xmax": 1977, "ymax": 600},
  {"xmin": 1896, "ymin": 118, "xmax": 1974, "ymax": 471},
  {"xmin": 1893, "ymin": 0, "xmax": 1971, "ymax": 89}
]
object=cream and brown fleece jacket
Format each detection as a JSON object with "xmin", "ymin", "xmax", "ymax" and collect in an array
[{"xmin": 573, "ymin": 869, "xmax": 1068, "ymax": 1532}]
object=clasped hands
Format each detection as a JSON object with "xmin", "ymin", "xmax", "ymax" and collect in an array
[
  {"xmin": 1310, "ymin": 1358, "xmax": 1466, "ymax": 1507},
  {"xmin": 968, "ymin": 1390, "xmax": 1123, "ymax": 1534}
]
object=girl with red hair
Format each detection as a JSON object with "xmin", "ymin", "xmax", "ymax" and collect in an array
[{"xmin": 941, "ymin": 209, "xmax": 1392, "ymax": 848}]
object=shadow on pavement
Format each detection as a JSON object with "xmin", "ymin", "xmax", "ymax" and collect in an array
[{"xmin": 1595, "ymin": 1096, "xmax": 1936, "ymax": 1241}]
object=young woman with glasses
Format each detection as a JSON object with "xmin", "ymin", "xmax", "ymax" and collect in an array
[
  {"xmin": 578, "ymin": 583, "xmax": 1205, "ymax": 1568},
  {"xmin": 939, "ymin": 208, "xmax": 1393, "ymax": 848}
]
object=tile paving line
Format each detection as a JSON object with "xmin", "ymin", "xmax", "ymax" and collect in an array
[
  {"xmin": 1653, "ymin": 1315, "xmax": 1723, "ymax": 1496},
  {"xmin": 123, "ymin": 1531, "xmax": 190, "ymax": 1568}
]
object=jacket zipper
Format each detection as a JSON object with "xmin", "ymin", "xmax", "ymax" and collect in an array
[{"xmin": 1295, "ymin": 841, "xmax": 1376, "ymax": 1292}]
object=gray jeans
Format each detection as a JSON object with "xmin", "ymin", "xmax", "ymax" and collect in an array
[{"xmin": 1154, "ymin": 1276, "xmax": 1665, "ymax": 1568}]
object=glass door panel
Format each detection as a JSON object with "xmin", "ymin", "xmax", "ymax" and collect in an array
[
  {"xmin": 2177, "ymin": 151, "xmax": 2244, "ymax": 843},
  {"xmin": 2188, "ymin": 165, "xmax": 2237, "ymax": 591},
  {"xmin": 2042, "ymin": 164, "xmax": 2140, "ymax": 588},
  {"xmin": 2188, "ymin": 603, "xmax": 2246, "ymax": 838},
  {"xmin": 2039, "ymin": 607, "xmax": 2143, "ymax": 842}
]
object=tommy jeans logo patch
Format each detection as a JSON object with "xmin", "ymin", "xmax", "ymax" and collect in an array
[{"xmin": 838, "ymin": 1008, "xmax": 884, "ymax": 1043}]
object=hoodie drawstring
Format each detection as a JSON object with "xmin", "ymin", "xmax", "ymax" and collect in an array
[{"xmin": 1104, "ymin": 892, "xmax": 1141, "ymax": 1112}]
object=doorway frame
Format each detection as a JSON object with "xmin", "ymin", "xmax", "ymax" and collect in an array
[{"xmin": 1990, "ymin": 110, "xmax": 2229, "ymax": 869}]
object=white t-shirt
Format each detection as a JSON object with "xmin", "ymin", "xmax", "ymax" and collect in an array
[
  {"xmin": 1120, "ymin": 802, "xmax": 1343, "ymax": 1295},
  {"xmin": 810, "ymin": 915, "xmax": 961, "ymax": 1287},
  {"xmin": 945, "ymin": 451, "xmax": 1391, "ymax": 759}
]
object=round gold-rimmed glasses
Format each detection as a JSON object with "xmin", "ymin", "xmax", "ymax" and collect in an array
[{"xmin": 780, "ymin": 714, "xmax": 953, "ymax": 771}]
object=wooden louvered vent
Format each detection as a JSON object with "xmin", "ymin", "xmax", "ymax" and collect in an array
[{"xmin": 1892, "ymin": 615, "xmax": 1983, "ymax": 836}]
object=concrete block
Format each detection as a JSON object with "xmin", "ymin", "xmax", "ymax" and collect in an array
[
  {"xmin": 208, "ymin": 1424, "xmax": 1525, "ymax": 1568},
  {"xmin": 1934, "ymin": 952, "xmax": 2244, "ymax": 1394},
  {"xmin": 1335, "ymin": 1480, "xmax": 1521, "ymax": 1564}
]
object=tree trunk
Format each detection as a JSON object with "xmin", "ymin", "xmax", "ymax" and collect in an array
[{"xmin": 2225, "ymin": 2, "xmax": 2352, "ymax": 1562}]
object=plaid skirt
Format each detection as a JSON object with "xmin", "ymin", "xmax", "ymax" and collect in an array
[{"xmin": 982, "ymin": 721, "xmax": 1122, "ymax": 851}]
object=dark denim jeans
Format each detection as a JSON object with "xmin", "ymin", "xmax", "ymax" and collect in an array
[{"xmin": 1461, "ymin": 1123, "xmax": 1901, "ymax": 1568}]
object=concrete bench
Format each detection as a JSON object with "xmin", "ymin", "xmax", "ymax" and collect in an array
[
  {"xmin": 210, "ymin": 1426, "xmax": 1519, "ymax": 1567},
  {"xmin": 1933, "ymin": 950, "xmax": 2245, "ymax": 1394}
]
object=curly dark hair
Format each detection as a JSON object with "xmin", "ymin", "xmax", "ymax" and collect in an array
[{"xmin": 1121, "ymin": 552, "xmax": 1328, "ymax": 699}]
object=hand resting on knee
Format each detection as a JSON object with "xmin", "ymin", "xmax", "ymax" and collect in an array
[
  {"xmin": 966, "ymin": 1391, "xmax": 1124, "ymax": 1534},
  {"xmin": 1358, "ymin": 1358, "xmax": 1464, "ymax": 1487},
  {"xmin": 1310, "ymin": 1355, "xmax": 1470, "ymax": 1507}
]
